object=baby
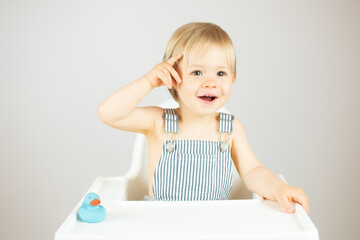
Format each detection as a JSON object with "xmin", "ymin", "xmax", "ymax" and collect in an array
[{"xmin": 98, "ymin": 22, "xmax": 309, "ymax": 214}]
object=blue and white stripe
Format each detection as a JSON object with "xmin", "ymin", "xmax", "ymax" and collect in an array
[
  {"xmin": 163, "ymin": 108, "xmax": 178, "ymax": 133},
  {"xmin": 146, "ymin": 108, "xmax": 234, "ymax": 201},
  {"xmin": 219, "ymin": 112, "xmax": 234, "ymax": 133}
]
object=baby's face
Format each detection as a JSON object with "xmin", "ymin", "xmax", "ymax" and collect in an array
[{"xmin": 175, "ymin": 46, "xmax": 234, "ymax": 115}]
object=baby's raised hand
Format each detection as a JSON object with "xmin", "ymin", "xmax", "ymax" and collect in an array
[
  {"xmin": 144, "ymin": 54, "xmax": 183, "ymax": 89},
  {"xmin": 272, "ymin": 183, "xmax": 310, "ymax": 214}
]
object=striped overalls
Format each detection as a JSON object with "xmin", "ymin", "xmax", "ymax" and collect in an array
[{"xmin": 144, "ymin": 108, "xmax": 234, "ymax": 201}]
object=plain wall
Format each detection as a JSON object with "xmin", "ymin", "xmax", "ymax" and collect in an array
[{"xmin": 1, "ymin": 0, "xmax": 359, "ymax": 239}]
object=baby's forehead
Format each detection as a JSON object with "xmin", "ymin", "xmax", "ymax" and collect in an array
[
  {"xmin": 182, "ymin": 54, "xmax": 230, "ymax": 69},
  {"xmin": 186, "ymin": 62, "xmax": 229, "ymax": 69}
]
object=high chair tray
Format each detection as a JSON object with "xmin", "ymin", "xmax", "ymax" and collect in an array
[{"xmin": 56, "ymin": 198, "xmax": 318, "ymax": 240}]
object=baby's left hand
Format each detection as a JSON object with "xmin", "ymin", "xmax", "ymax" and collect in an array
[{"xmin": 272, "ymin": 183, "xmax": 309, "ymax": 214}]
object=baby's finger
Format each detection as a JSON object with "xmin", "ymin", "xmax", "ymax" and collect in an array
[
  {"xmin": 166, "ymin": 54, "xmax": 183, "ymax": 66},
  {"xmin": 162, "ymin": 69, "xmax": 173, "ymax": 89},
  {"xmin": 278, "ymin": 195, "xmax": 294, "ymax": 214},
  {"xmin": 163, "ymin": 63, "xmax": 182, "ymax": 83},
  {"xmin": 291, "ymin": 192, "xmax": 310, "ymax": 214}
]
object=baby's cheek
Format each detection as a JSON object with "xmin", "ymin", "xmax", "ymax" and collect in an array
[
  {"xmin": 222, "ymin": 84, "xmax": 233, "ymax": 96},
  {"xmin": 180, "ymin": 82, "xmax": 196, "ymax": 92}
]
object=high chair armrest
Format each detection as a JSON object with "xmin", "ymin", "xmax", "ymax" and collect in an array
[{"xmin": 85, "ymin": 176, "xmax": 130, "ymax": 203}]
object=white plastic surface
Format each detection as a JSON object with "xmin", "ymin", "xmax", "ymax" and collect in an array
[{"xmin": 55, "ymin": 177, "xmax": 318, "ymax": 240}]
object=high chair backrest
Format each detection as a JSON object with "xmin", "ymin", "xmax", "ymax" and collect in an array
[{"xmin": 124, "ymin": 98, "xmax": 252, "ymax": 200}]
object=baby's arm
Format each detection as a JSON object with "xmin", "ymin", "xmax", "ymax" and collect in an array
[
  {"xmin": 231, "ymin": 118, "xmax": 309, "ymax": 214},
  {"xmin": 97, "ymin": 54, "xmax": 182, "ymax": 135}
]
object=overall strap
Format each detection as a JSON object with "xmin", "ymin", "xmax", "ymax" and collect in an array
[
  {"xmin": 164, "ymin": 108, "xmax": 178, "ymax": 133},
  {"xmin": 219, "ymin": 112, "xmax": 234, "ymax": 133},
  {"xmin": 218, "ymin": 112, "xmax": 234, "ymax": 152}
]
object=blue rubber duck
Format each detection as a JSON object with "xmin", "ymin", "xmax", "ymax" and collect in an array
[{"xmin": 78, "ymin": 192, "xmax": 106, "ymax": 223}]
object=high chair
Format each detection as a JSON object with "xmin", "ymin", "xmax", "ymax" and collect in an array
[{"xmin": 55, "ymin": 99, "xmax": 319, "ymax": 240}]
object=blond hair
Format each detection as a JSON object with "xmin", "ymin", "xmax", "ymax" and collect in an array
[{"xmin": 163, "ymin": 22, "xmax": 236, "ymax": 101}]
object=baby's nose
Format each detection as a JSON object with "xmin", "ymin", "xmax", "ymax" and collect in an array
[{"xmin": 202, "ymin": 78, "xmax": 217, "ymax": 88}]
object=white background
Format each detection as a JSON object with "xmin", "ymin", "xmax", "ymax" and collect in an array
[{"xmin": 0, "ymin": 0, "xmax": 359, "ymax": 239}]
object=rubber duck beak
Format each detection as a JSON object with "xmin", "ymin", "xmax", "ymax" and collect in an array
[{"xmin": 90, "ymin": 198, "xmax": 101, "ymax": 206}]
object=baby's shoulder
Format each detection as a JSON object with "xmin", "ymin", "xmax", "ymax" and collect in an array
[
  {"xmin": 142, "ymin": 105, "xmax": 164, "ymax": 121},
  {"xmin": 230, "ymin": 116, "xmax": 247, "ymax": 142},
  {"xmin": 144, "ymin": 106, "xmax": 164, "ymax": 115},
  {"xmin": 143, "ymin": 106, "xmax": 166, "ymax": 135},
  {"xmin": 231, "ymin": 116, "xmax": 242, "ymax": 130}
]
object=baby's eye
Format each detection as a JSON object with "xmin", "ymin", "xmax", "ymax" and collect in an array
[
  {"xmin": 192, "ymin": 70, "xmax": 202, "ymax": 76},
  {"xmin": 218, "ymin": 71, "xmax": 227, "ymax": 76}
]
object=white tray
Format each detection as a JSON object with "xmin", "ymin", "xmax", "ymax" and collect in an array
[{"xmin": 56, "ymin": 190, "xmax": 318, "ymax": 240}]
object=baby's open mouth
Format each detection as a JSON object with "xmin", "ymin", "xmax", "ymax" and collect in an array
[{"xmin": 198, "ymin": 95, "xmax": 218, "ymax": 102}]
